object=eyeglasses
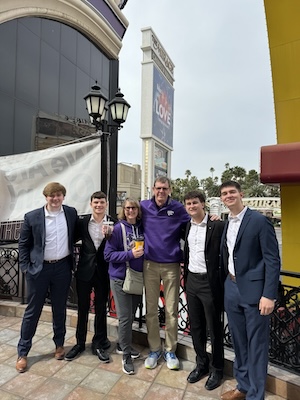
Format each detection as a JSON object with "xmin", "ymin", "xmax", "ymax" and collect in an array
[
  {"xmin": 154, "ymin": 187, "xmax": 169, "ymax": 191},
  {"xmin": 124, "ymin": 206, "xmax": 137, "ymax": 211}
]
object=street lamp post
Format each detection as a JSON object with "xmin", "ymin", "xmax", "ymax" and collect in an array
[{"xmin": 84, "ymin": 83, "xmax": 130, "ymax": 216}]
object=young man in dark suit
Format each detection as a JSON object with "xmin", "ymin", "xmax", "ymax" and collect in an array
[
  {"xmin": 220, "ymin": 181, "xmax": 280, "ymax": 400},
  {"xmin": 183, "ymin": 190, "xmax": 225, "ymax": 391},
  {"xmin": 65, "ymin": 191, "xmax": 115, "ymax": 363},
  {"xmin": 17, "ymin": 182, "xmax": 77, "ymax": 373}
]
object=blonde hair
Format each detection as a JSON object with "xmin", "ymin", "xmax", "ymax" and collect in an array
[{"xmin": 118, "ymin": 198, "xmax": 142, "ymax": 221}]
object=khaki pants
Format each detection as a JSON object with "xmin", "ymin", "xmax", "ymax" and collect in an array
[{"xmin": 143, "ymin": 260, "xmax": 180, "ymax": 353}]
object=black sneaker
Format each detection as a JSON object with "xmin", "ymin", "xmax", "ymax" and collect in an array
[
  {"xmin": 122, "ymin": 355, "xmax": 135, "ymax": 375},
  {"xmin": 100, "ymin": 339, "xmax": 111, "ymax": 350},
  {"xmin": 116, "ymin": 343, "xmax": 140, "ymax": 359},
  {"xmin": 92, "ymin": 347, "xmax": 110, "ymax": 363},
  {"xmin": 64, "ymin": 344, "xmax": 85, "ymax": 361}
]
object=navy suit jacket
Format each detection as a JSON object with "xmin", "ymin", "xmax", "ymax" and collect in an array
[
  {"xmin": 220, "ymin": 208, "xmax": 281, "ymax": 304},
  {"xmin": 18, "ymin": 205, "xmax": 78, "ymax": 277}
]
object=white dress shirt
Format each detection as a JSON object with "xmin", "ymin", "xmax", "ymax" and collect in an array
[
  {"xmin": 227, "ymin": 206, "xmax": 248, "ymax": 276},
  {"xmin": 188, "ymin": 213, "xmax": 208, "ymax": 274},
  {"xmin": 88, "ymin": 215, "xmax": 107, "ymax": 250},
  {"xmin": 44, "ymin": 206, "xmax": 69, "ymax": 261}
]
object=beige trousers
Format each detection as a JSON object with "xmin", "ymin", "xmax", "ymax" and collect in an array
[{"xmin": 143, "ymin": 260, "xmax": 180, "ymax": 353}]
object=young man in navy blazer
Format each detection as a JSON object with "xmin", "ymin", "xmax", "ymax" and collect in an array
[
  {"xmin": 17, "ymin": 182, "xmax": 77, "ymax": 373},
  {"xmin": 220, "ymin": 181, "xmax": 280, "ymax": 400}
]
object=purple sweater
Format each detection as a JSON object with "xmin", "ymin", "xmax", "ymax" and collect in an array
[
  {"xmin": 141, "ymin": 197, "xmax": 190, "ymax": 263},
  {"xmin": 104, "ymin": 220, "xmax": 144, "ymax": 280}
]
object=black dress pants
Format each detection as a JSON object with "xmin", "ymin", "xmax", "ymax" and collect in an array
[
  {"xmin": 76, "ymin": 271, "xmax": 109, "ymax": 348},
  {"xmin": 186, "ymin": 272, "xmax": 224, "ymax": 371}
]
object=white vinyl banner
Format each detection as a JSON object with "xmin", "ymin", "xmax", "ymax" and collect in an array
[{"xmin": 0, "ymin": 138, "xmax": 101, "ymax": 222}]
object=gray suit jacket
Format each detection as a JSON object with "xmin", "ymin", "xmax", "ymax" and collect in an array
[{"xmin": 18, "ymin": 205, "xmax": 77, "ymax": 277}]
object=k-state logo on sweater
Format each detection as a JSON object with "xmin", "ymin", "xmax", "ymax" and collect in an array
[{"xmin": 167, "ymin": 210, "xmax": 174, "ymax": 216}]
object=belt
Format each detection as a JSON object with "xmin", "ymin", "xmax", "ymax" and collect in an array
[
  {"xmin": 228, "ymin": 273, "xmax": 236, "ymax": 283},
  {"xmin": 190, "ymin": 272, "xmax": 208, "ymax": 280},
  {"xmin": 44, "ymin": 255, "xmax": 70, "ymax": 264}
]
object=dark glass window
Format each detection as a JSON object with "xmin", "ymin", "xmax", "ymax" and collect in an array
[
  {"xmin": 61, "ymin": 24, "xmax": 77, "ymax": 64},
  {"xmin": 75, "ymin": 69, "xmax": 91, "ymax": 118},
  {"xmin": 0, "ymin": 93, "xmax": 14, "ymax": 154},
  {"xmin": 16, "ymin": 23, "xmax": 40, "ymax": 107},
  {"xmin": 20, "ymin": 17, "xmax": 41, "ymax": 36},
  {"xmin": 40, "ymin": 41, "xmax": 60, "ymax": 115},
  {"xmin": 0, "ymin": 20, "xmax": 17, "ymax": 96},
  {"xmin": 41, "ymin": 19, "xmax": 60, "ymax": 51},
  {"xmin": 60, "ymin": 56, "xmax": 76, "ymax": 119},
  {"xmin": 77, "ymin": 33, "xmax": 91, "ymax": 75},
  {"xmin": 14, "ymin": 100, "xmax": 37, "ymax": 153},
  {"xmin": 0, "ymin": 17, "xmax": 112, "ymax": 156}
]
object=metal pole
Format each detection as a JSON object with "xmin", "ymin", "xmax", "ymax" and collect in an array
[{"xmin": 100, "ymin": 132, "xmax": 109, "ymax": 195}]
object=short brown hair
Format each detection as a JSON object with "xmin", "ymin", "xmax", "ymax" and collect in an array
[
  {"xmin": 118, "ymin": 198, "xmax": 142, "ymax": 221},
  {"xmin": 184, "ymin": 190, "xmax": 206, "ymax": 204},
  {"xmin": 90, "ymin": 191, "xmax": 107, "ymax": 202},
  {"xmin": 43, "ymin": 182, "xmax": 66, "ymax": 197},
  {"xmin": 219, "ymin": 180, "xmax": 242, "ymax": 194},
  {"xmin": 153, "ymin": 176, "xmax": 171, "ymax": 188}
]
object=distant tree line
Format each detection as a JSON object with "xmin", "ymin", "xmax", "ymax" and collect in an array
[{"xmin": 171, "ymin": 164, "xmax": 280, "ymax": 203}]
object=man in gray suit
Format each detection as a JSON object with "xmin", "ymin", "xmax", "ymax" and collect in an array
[{"xmin": 16, "ymin": 182, "xmax": 77, "ymax": 373}]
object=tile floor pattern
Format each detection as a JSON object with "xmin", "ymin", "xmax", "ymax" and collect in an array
[{"xmin": 0, "ymin": 315, "xmax": 286, "ymax": 400}]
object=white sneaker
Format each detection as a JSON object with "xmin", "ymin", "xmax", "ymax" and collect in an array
[
  {"xmin": 164, "ymin": 351, "xmax": 180, "ymax": 370},
  {"xmin": 144, "ymin": 350, "xmax": 162, "ymax": 369}
]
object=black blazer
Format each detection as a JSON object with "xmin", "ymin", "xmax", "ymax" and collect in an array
[
  {"xmin": 183, "ymin": 219, "xmax": 225, "ymax": 308},
  {"xmin": 75, "ymin": 214, "xmax": 116, "ymax": 282}
]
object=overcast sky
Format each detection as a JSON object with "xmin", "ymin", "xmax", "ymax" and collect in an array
[{"xmin": 117, "ymin": 0, "xmax": 276, "ymax": 182}]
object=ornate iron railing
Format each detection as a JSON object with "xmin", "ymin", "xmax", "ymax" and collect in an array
[{"xmin": 0, "ymin": 243, "xmax": 299, "ymax": 374}]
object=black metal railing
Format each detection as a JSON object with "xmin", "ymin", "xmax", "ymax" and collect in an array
[{"xmin": 0, "ymin": 243, "xmax": 299, "ymax": 374}]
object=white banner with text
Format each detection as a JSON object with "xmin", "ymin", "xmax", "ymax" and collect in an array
[{"xmin": 0, "ymin": 139, "xmax": 101, "ymax": 222}]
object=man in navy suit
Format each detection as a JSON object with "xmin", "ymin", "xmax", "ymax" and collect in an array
[
  {"xmin": 16, "ymin": 182, "xmax": 77, "ymax": 373},
  {"xmin": 219, "ymin": 181, "xmax": 280, "ymax": 400}
]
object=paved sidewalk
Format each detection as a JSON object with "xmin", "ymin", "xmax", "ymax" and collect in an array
[{"xmin": 0, "ymin": 314, "xmax": 286, "ymax": 400}]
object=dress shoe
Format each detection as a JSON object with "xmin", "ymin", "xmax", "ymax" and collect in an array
[
  {"xmin": 187, "ymin": 366, "xmax": 209, "ymax": 383},
  {"xmin": 55, "ymin": 346, "xmax": 65, "ymax": 360},
  {"xmin": 92, "ymin": 347, "xmax": 110, "ymax": 363},
  {"xmin": 16, "ymin": 356, "xmax": 27, "ymax": 373},
  {"xmin": 221, "ymin": 388, "xmax": 246, "ymax": 400},
  {"xmin": 64, "ymin": 344, "xmax": 85, "ymax": 361},
  {"xmin": 205, "ymin": 371, "xmax": 223, "ymax": 390}
]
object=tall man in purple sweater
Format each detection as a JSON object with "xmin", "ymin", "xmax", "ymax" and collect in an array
[{"xmin": 141, "ymin": 176, "xmax": 190, "ymax": 370}]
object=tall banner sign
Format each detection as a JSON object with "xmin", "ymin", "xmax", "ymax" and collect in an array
[
  {"xmin": 152, "ymin": 66, "xmax": 174, "ymax": 147},
  {"xmin": 140, "ymin": 27, "xmax": 175, "ymax": 199},
  {"xmin": 0, "ymin": 139, "xmax": 101, "ymax": 222}
]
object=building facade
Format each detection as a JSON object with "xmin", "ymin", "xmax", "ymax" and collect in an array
[
  {"xmin": 0, "ymin": 0, "xmax": 129, "ymax": 215},
  {"xmin": 117, "ymin": 162, "xmax": 141, "ymax": 213}
]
